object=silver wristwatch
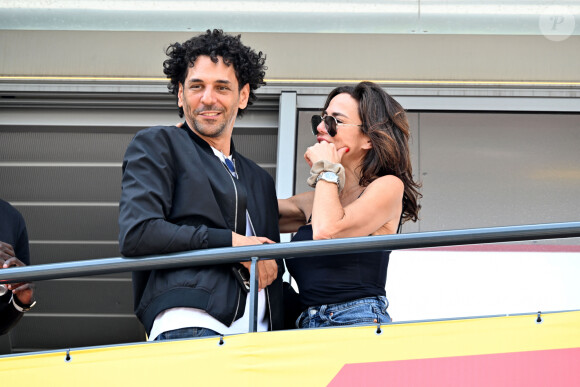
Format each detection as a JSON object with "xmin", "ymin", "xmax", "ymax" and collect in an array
[{"xmin": 315, "ymin": 171, "xmax": 340, "ymax": 187}]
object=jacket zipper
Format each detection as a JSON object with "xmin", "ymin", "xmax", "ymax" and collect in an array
[
  {"xmin": 222, "ymin": 157, "xmax": 242, "ymax": 325},
  {"xmin": 221, "ymin": 160, "xmax": 239, "ymax": 233},
  {"xmin": 232, "ymin": 159, "xmax": 239, "ymax": 232},
  {"xmin": 265, "ymin": 287, "xmax": 273, "ymax": 330},
  {"xmin": 231, "ymin": 286, "xmax": 242, "ymax": 325}
]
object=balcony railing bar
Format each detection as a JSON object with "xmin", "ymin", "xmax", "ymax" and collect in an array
[
  {"xmin": 1, "ymin": 222, "xmax": 579, "ymax": 284},
  {"xmin": 2, "ymin": 221, "xmax": 580, "ymax": 333}
]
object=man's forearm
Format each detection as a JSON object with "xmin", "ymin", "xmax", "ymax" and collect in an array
[{"xmin": 119, "ymin": 219, "xmax": 232, "ymax": 257}]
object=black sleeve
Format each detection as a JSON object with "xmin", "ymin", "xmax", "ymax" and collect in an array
[
  {"xmin": 118, "ymin": 128, "xmax": 231, "ymax": 257},
  {"xmin": 14, "ymin": 212, "xmax": 30, "ymax": 266},
  {"xmin": 0, "ymin": 293, "xmax": 23, "ymax": 336}
]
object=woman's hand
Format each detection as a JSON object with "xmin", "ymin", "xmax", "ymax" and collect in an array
[{"xmin": 304, "ymin": 141, "xmax": 348, "ymax": 167}]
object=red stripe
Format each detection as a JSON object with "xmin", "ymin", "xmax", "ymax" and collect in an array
[
  {"xmin": 328, "ymin": 347, "xmax": 580, "ymax": 387},
  {"xmin": 410, "ymin": 244, "xmax": 580, "ymax": 252}
]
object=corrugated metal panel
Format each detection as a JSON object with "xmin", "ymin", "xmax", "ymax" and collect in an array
[{"xmin": 0, "ymin": 91, "xmax": 280, "ymax": 354}]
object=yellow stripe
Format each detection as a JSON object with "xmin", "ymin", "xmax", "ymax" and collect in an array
[
  {"xmin": 268, "ymin": 79, "xmax": 580, "ymax": 86},
  {"xmin": 0, "ymin": 76, "xmax": 165, "ymax": 82},
  {"xmin": 1, "ymin": 311, "xmax": 579, "ymax": 386},
  {"xmin": 1, "ymin": 75, "xmax": 579, "ymax": 87}
]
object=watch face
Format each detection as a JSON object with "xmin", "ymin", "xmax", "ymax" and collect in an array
[{"xmin": 321, "ymin": 172, "xmax": 339, "ymax": 183}]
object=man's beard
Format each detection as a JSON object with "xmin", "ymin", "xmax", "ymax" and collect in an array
[
  {"xmin": 186, "ymin": 108, "xmax": 230, "ymax": 138},
  {"xmin": 191, "ymin": 116, "xmax": 227, "ymax": 138},
  {"xmin": 186, "ymin": 104, "xmax": 235, "ymax": 138}
]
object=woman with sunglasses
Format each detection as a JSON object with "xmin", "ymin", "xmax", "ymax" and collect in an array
[{"xmin": 279, "ymin": 81, "xmax": 421, "ymax": 329}]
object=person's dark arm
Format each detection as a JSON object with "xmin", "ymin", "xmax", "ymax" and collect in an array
[
  {"xmin": 0, "ymin": 236, "xmax": 31, "ymax": 335},
  {"xmin": 13, "ymin": 214, "xmax": 30, "ymax": 266}
]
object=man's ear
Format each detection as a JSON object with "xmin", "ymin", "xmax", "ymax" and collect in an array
[
  {"xmin": 177, "ymin": 83, "xmax": 184, "ymax": 108},
  {"xmin": 238, "ymin": 83, "xmax": 250, "ymax": 110}
]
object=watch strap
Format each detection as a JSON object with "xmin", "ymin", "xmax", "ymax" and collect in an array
[
  {"xmin": 307, "ymin": 160, "xmax": 345, "ymax": 192},
  {"xmin": 11, "ymin": 294, "xmax": 36, "ymax": 312}
]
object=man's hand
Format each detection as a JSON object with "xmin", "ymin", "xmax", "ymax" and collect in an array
[
  {"xmin": 240, "ymin": 260, "xmax": 278, "ymax": 291},
  {"xmin": 1, "ymin": 242, "xmax": 35, "ymax": 305},
  {"xmin": 232, "ymin": 233, "xmax": 278, "ymax": 290},
  {"xmin": 232, "ymin": 233, "xmax": 275, "ymax": 248}
]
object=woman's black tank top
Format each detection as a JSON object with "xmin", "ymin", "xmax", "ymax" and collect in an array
[{"xmin": 286, "ymin": 224, "xmax": 390, "ymax": 308}]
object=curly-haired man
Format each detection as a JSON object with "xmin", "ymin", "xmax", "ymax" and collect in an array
[{"xmin": 119, "ymin": 30, "xmax": 283, "ymax": 341}]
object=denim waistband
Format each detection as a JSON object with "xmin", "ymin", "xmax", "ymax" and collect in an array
[
  {"xmin": 305, "ymin": 296, "xmax": 388, "ymax": 313},
  {"xmin": 297, "ymin": 295, "xmax": 390, "ymax": 329}
]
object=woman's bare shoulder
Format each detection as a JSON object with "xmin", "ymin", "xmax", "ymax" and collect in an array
[{"xmin": 361, "ymin": 175, "xmax": 404, "ymax": 201}]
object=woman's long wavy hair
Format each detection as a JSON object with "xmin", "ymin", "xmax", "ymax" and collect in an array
[{"xmin": 322, "ymin": 81, "xmax": 422, "ymax": 223}]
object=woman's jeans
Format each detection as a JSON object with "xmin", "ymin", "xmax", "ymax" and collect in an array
[
  {"xmin": 296, "ymin": 296, "xmax": 391, "ymax": 329},
  {"xmin": 154, "ymin": 327, "xmax": 220, "ymax": 341}
]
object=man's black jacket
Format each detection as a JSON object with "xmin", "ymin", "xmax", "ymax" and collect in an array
[{"xmin": 119, "ymin": 124, "xmax": 282, "ymax": 335}]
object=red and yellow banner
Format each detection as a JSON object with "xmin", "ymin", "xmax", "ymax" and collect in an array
[{"xmin": 2, "ymin": 311, "xmax": 580, "ymax": 386}]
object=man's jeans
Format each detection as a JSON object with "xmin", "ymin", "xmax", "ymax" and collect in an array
[
  {"xmin": 154, "ymin": 327, "xmax": 220, "ymax": 341},
  {"xmin": 296, "ymin": 296, "xmax": 391, "ymax": 329}
]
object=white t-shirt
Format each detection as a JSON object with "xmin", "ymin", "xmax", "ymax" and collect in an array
[{"xmin": 148, "ymin": 148, "xmax": 268, "ymax": 340}]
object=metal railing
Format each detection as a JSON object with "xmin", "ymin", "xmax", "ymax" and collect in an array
[{"xmin": 1, "ymin": 221, "xmax": 580, "ymax": 333}]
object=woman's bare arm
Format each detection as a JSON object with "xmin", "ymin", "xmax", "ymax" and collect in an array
[
  {"xmin": 311, "ymin": 175, "xmax": 404, "ymax": 240},
  {"xmin": 278, "ymin": 191, "xmax": 314, "ymax": 233}
]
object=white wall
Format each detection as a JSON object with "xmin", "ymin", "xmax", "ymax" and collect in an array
[{"xmin": 387, "ymin": 250, "xmax": 580, "ymax": 322}]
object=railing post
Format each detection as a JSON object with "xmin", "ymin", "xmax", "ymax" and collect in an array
[{"xmin": 248, "ymin": 256, "xmax": 259, "ymax": 333}]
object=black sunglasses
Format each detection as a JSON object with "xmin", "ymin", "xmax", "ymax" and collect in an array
[{"xmin": 311, "ymin": 114, "xmax": 362, "ymax": 137}]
